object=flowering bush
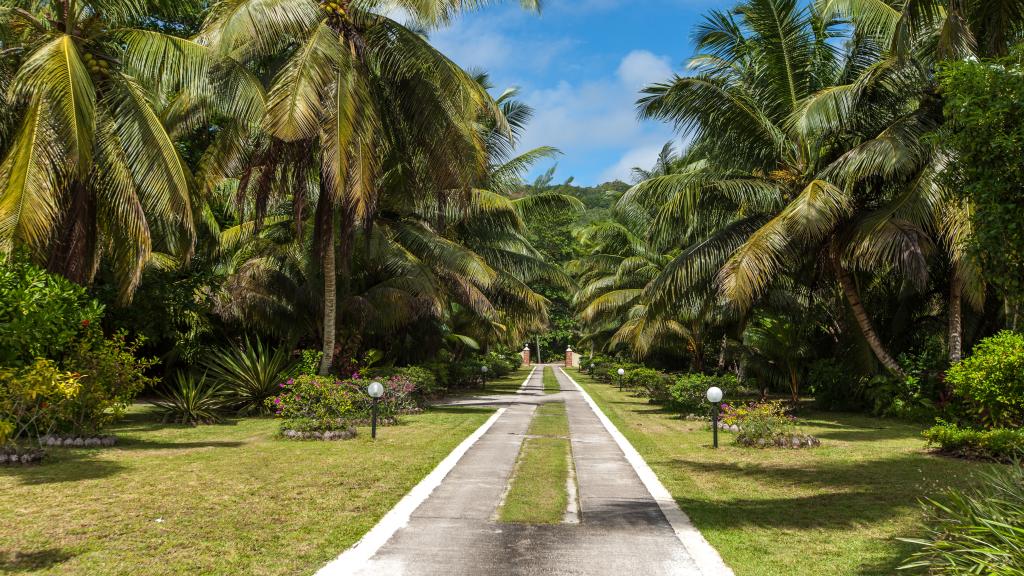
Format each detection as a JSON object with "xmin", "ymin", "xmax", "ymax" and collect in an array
[
  {"xmin": 721, "ymin": 400, "xmax": 802, "ymax": 446},
  {"xmin": 268, "ymin": 375, "xmax": 357, "ymax": 433},
  {"xmin": 364, "ymin": 366, "xmax": 438, "ymax": 401},
  {"xmin": 347, "ymin": 374, "xmax": 419, "ymax": 423}
]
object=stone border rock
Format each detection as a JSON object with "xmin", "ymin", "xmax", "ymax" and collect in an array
[
  {"xmin": 738, "ymin": 433, "xmax": 821, "ymax": 449},
  {"xmin": 39, "ymin": 435, "xmax": 117, "ymax": 448},
  {"xmin": 281, "ymin": 428, "xmax": 357, "ymax": 441},
  {"xmin": 717, "ymin": 423, "xmax": 821, "ymax": 449},
  {"xmin": 0, "ymin": 447, "xmax": 45, "ymax": 465}
]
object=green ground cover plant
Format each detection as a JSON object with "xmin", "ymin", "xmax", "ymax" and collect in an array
[{"xmin": 0, "ymin": 404, "xmax": 493, "ymax": 575}]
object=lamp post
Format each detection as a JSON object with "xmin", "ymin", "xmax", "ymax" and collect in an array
[
  {"xmin": 368, "ymin": 381, "xmax": 384, "ymax": 440},
  {"xmin": 589, "ymin": 363, "xmax": 595, "ymax": 376},
  {"xmin": 481, "ymin": 365, "xmax": 489, "ymax": 390},
  {"xmin": 706, "ymin": 386, "xmax": 724, "ymax": 449},
  {"xmin": 617, "ymin": 368, "xmax": 625, "ymax": 391}
]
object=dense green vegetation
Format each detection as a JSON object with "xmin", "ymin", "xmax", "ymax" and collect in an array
[{"xmin": 3, "ymin": 0, "xmax": 1024, "ymax": 573}]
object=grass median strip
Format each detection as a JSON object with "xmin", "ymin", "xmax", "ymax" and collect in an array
[
  {"xmin": 499, "ymin": 402, "xmax": 572, "ymax": 524},
  {"xmin": 542, "ymin": 366, "xmax": 561, "ymax": 394}
]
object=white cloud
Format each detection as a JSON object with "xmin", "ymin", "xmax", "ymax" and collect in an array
[
  {"xmin": 617, "ymin": 50, "xmax": 674, "ymax": 90},
  {"xmin": 600, "ymin": 143, "xmax": 668, "ymax": 183},
  {"xmin": 512, "ymin": 51, "xmax": 678, "ymax": 183}
]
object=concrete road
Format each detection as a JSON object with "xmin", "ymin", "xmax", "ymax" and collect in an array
[{"xmin": 345, "ymin": 367, "xmax": 718, "ymax": 576}]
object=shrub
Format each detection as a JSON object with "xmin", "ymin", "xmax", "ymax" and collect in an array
[
  {"xmin": 348, "ymin": 375, "xmax": 419, "ymax": 423},
  {"xmin": 809, "ymin": 358, "xmax": 867, "ymax": 411},
  {"xmin": 669, "ymin": 373, "xmax": 738, "ymax": 416},
  {"xmin": 0, "ymin": 258, "xmax": 104, "ymax": 367},
  {"xmin": 0, "ymin": 359, "xmax": 82, "ymax": 444},
  {"xmin": 295, "ymin": 349, "xmax": 323, "ymax": 377},
  {"xmin": 205, "ymin": 337, "xmax": 296, "ymax": 415},
  {"xmin": 152, "ymin": 373, "xmax": 226, "ymax": 425},
  {"xmin": 900, "ymin": 461, "xmax": 1024, "ymax": 574},
  {"xmin": 625, "ymin": 368, "xmax": 674, "ymax": 402},
  {"xmin": 60, "ymin": 330, "xmax": 158, "ymax": 435},
  {"xmin": 269, "ymin": 375, "xmax": 357, "ymax": 433},
  {"xmin": 482, "ymin": 350, "xmax": 519, "ymax": 377},
  {"xmin": 923, "ymin": 421, "xmax": 1024, "ymax": 462},
  {"xmin": 365, "ymin": 366, "xmax": 439, "ymax": 402},
  {"xmin": 722, "ymin": 400, "xmax": 800, "ymax": 446},
  {"xmin": 945, "ymin": 331, "xmax": 1024, "ymax": 428}
]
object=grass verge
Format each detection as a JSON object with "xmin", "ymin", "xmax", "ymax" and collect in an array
[
  {"xmin": 566, "ymin": 368, "xmax": 999, "ymax": 576},
  {"xmin": 0, "ymin": 404, "xmax": 493, "ymax": 575},
  {"xmin": 542, "ymin": 366, "xmax": 561, "ymax": 394},
  {"xmin": 467, "ymin": 366, "xmax": 530, "ymax": 396},
  {"xmin": 499, "ymin": 402, "xmax": 570, "ymax": 524}
]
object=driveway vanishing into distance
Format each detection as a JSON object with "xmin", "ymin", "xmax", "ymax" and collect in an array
[{"xmin": 319, "ymin": 366, "xmax": 733, "ymax": 576}]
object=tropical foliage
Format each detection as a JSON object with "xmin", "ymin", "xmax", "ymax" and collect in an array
[{"xmin": 571, "ymin": 0, "xmax": 1024, "ymax": 422}]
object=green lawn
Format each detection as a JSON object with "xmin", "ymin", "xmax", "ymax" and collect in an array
[
  {"xmin": 542, "ymin": 366, "xmax": 561, "ymax": 394},
  {"xmin": 499, "ymin": 402, "xmax": 571, "ymax": 524},
  {"xmin": 468, "ymin": 366, "xmax": 530, "ymax": 396},
  {"xmin": 0, "ymin": 404, "xmax": 493, "ymax": 575},
  {"xmin": 567, "ymin": 369, "xmax": 998, "ymax": 576}
]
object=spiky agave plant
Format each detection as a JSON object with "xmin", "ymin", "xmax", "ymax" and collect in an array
[
  {"xmin": 204, "ymin": 337, "xmax": 295, "ymax": 415},
  {"xmin": 152, "ymin": 372, "xmax": 226, "ymax": 426}
]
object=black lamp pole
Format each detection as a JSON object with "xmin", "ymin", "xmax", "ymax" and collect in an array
[
  {"xmin": 371, "ymin": 396, "xmax": 379, "ymax": 440},
  {"xmin": 712, "ymin": 402, "xmax": 719, "ymax": 449}
]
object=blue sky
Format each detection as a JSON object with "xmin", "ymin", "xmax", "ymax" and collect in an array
[{"xmin": 426, "ymin": 0, "xmax": 722, "ymax": 186}]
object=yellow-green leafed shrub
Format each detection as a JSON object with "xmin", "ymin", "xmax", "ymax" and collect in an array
[{"xmin": 0, "ymin": 359, "xmax": 82, "ymax": 444}]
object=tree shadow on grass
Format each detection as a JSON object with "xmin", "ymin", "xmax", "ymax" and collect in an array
[
  {"xmin": 0, "ymin": 449, "xmax": 126, "ymax": 485},
  {"xmin": 0, "ymin": 548, "xmax": 77, "ymax": 572},
  {"xmin": 428, "ymin": 405, "xmax": 497, "ymax": 416},
  {"xmin": 663, "ymin": 452, "xmax": 968, "ymax": 531}
]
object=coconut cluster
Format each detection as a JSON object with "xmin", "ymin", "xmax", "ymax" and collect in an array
[
  {"xmin": 83, "ymin": 52, "xmax": 110, "ymax": 76},
  {"xmin": 320, "ymin": 1, "xmax": 348, "ymax": 18}
]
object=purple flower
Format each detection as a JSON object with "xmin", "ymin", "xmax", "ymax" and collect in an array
[{"xmin": 287, "ymin": 378, "xmax": 295, "ymax": 385}]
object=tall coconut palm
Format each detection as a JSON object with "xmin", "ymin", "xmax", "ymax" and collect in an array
[
  {"xmin": 630, "ymin": 0, "xmax": 973, "ymax": 377},
  {"xmin": 0, "ymin": 0, "xmax": 234, "ymax": 300},
  {"xmin": 198, "ymin": 0, "xmax": 541, "ymax": 374}
]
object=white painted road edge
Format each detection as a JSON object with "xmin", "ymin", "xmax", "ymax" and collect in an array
[
  {"xmin": 559, "ymin": 367, "xmax": 736, "ymax": 576},
  {"xmin": 316, "ymin": 366, "xmax": 536, "ymax": 576},
  {"xmin": 315, "ymin": 408, "xmax": 507, "ymax": 576}
]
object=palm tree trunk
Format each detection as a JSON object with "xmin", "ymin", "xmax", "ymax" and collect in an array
[
  {"xmin": 948, "ymin": 277, "xmax": 963, "ymax": 363},
  {"xmin": 789, "ymin": 364, "xmax": 799, "ymax": 402},
  {"xmin": 833, "ymin": 253, "xmax": 906, "ymax": 378},
  {"xmin": 318, "ymin": 221, "xmax": 336, "ymax": 376}
]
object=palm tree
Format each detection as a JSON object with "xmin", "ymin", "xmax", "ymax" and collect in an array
[
  {"xmin": 0, "ymin": 0, "xmax": 227, "ymax": 301},
  {"xmin": 629, "ymin": 0, "xmax": 985, "ymax": 376},
  {"xmin": 817, "ymin": 0, "xmax": 1024, "ymax": 59},
  {"xmin": 198, "ymin": 0, "xmax": 542, "ymax": 374}
]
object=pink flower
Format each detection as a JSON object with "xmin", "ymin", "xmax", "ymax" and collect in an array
[{"xmin": 287, "ymin": 379, "xmax": 294, "ymax": 385}]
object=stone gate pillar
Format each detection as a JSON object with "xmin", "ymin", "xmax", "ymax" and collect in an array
[
  {"xmin": 565, "ymin": 346, "xmax": 574, "ymax": 368},
  {"xmin": 522, "ymin": 345, "xmax": 531, "ymax": 366}
]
